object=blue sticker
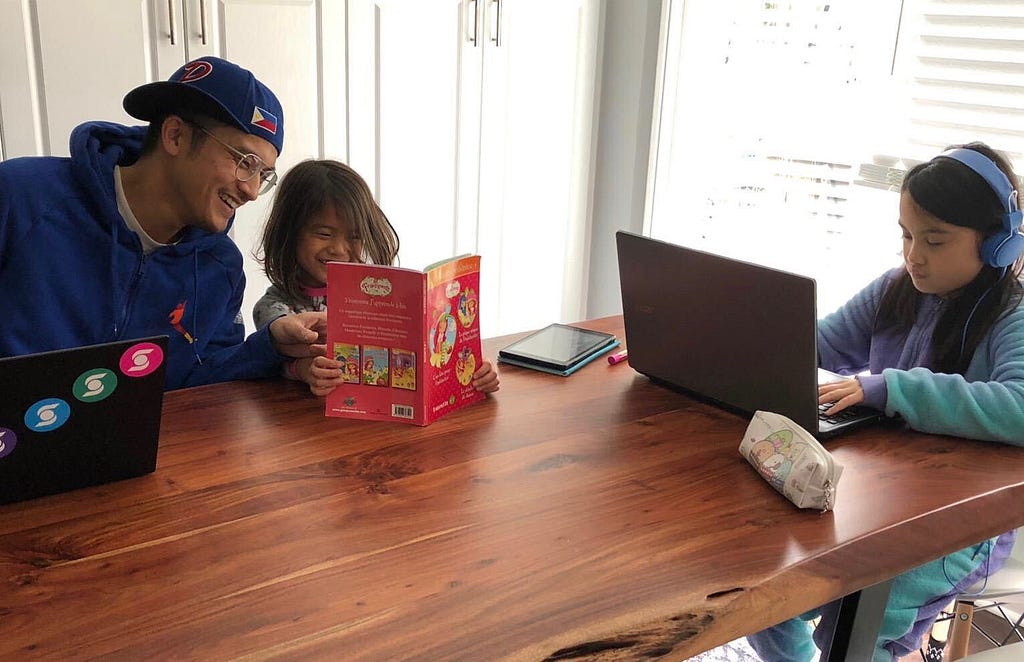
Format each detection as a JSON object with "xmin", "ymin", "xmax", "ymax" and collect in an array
[
  {"xmin": 0, "ymin": 428, "xmax": 16, "ymax": 458},
  {"xmin": 24, "ymin": 398, "xmax": 71, "ymax": 432}
]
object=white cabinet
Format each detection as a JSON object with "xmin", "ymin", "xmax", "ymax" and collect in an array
[
  {"xmin": 0, "ymin": 0, "xmax": 600, "ymax": 337},
  {"xmin": 1, "ymin": 0, "xmax": 157, "ymax": 158},
  {"xmin": 346, "ymin": 0, "xmax": 600, "ymax": 336},
  {"xmin": 2, "ymin": 0, "xmax": 199, "ymax": 159}
]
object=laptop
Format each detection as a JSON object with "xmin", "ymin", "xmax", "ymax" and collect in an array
[
  {"xmin": 616, "ymin": 231, "xmax": 881, "ymax": 438},
  {"xmin": 0, "ymin": 336, "xmax": 168, "ymax": 504}
]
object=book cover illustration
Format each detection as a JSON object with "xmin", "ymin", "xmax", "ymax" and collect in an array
[
  {"xmin": 391, "ymin": 349, "xmax": 416, "ymax": 391},
  {"xmin": 361, "ymin": 346, "xmax": 389, "ymax": 386},
  {"xmin": 325, "ymin": 255, "xmax": 484, "ymax": 425},
  {"xmin": 334, "ymin": 343, "xmax": 362, "ymax": 384}
]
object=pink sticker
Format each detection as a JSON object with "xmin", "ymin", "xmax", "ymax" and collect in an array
[{"xmin": 119, "ymin": 342, "xmax": 164, "ymax": 378}]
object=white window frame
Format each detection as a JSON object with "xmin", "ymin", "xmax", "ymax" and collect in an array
[{"xmin": 645, "ymin": 0, "xmax": 1024, "ymax": 315}]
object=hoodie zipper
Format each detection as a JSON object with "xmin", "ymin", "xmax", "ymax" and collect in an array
[{"xmin": 117, "ymin": 253, "xmax": 146, "ymax": 339}]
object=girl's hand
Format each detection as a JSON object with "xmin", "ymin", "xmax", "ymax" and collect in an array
[
  {"xmin": 818, "ymin": 378, "xmax": 864, "ymax": 415},
  {"xmin": 294, "ymin": 354, "xmax": 345, "ymax": 397},
  {"xmin": 471, "ymin": 360, "xmax": 500, "ymax": 394}
]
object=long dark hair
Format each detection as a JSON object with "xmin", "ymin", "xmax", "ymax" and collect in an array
[
  {"xmin": 257, "ymin": 159, "xmax": 400, "ymax": 307},
  {"xmin": 875, "ymin": 142, "xmax": 1023, "ymax": 374}
]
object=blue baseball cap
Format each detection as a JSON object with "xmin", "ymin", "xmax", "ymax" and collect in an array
[{"xmin": 123, "ymin": 57, "xmax": 284, "ymax": 155}]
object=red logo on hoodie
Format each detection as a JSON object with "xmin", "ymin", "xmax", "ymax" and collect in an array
[{"xmin": 168, "ymin": 302, "xmax": 196, "ymax": 344}]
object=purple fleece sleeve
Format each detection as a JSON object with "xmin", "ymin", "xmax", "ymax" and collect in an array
[{"xmin": 856, "ymin": 373, "xmax": 888, "ymax": 410}]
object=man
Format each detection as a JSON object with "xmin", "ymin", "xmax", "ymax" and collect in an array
[{"xmin": 0, "ymin": 56, "xmax": 324, "ymax": 389}]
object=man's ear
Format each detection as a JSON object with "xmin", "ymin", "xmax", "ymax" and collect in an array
[{"xmin": 160, "ymin": 116, "xmax": 190, "ymax": 156}]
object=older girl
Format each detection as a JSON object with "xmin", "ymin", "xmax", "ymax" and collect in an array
[{"xmin": 749, "ymin": 142, "xmax": 1023, "ymax": 661}]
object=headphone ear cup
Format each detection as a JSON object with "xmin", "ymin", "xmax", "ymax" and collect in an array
[
  {"xmin": 982, "ymin": 230, "xmax": 1024, "ymax": 268},
  {"xmin": 996, "ymin": 232, "xmax": 1024, "ymax": 267}
]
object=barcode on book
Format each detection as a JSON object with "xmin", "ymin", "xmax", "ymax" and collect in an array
[{"xmin": 392, "ymin": 404, "xmax": 414, "ymax": 419}]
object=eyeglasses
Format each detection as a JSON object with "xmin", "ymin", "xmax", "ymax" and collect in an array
[{"xmin": 192, "ymin": 123, "xmax": 278, "ymax": 195}]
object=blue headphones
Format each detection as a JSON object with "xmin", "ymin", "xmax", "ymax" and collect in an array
[{"xmin": 939, "ymin": 148, "xmax": 1024, "ymax": 268}]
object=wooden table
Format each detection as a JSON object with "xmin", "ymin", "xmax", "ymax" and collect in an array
[{"xmin": 3, "ymin": 316, "xmax": 1024, "ymax": 660}]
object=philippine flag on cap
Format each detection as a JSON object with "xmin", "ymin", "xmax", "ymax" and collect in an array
[{"xmin": 251, "ymin": 107, "xmax": 278, "ymax": 135}]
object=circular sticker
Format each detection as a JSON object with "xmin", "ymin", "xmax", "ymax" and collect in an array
[
  {"xmin": 119, "ymin": 342, "xmax": 164, "ymax": 378},
  {"xmin": 0, "ymin": 428, "xmax": 17, "ymax": 459},
  {"xmin": 24, "ymin": 398, "xmax": 71, "ymax": 432},
  {"xmin": 73, "ymin": 368, "xmax": 118, "ymax": 402}
]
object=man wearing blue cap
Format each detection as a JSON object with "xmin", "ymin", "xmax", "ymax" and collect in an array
[{"xmin": 0, "ymin": 57, "xmax": 325, "ymax": 389}]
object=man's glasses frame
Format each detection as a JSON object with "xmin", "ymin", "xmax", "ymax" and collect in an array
[{"xmin": 188, "ymin": 121, "xmax": 278, "ymax": 195}]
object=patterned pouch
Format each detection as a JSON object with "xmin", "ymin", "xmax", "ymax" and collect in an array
[{"xmin": 738, "ymin": 410, "xmax": 844, "ymax": 511}]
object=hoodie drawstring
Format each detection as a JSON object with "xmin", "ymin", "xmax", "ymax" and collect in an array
[{"xmin": 192, "ymin": 250, "xmax": 203, "ymax": 365}]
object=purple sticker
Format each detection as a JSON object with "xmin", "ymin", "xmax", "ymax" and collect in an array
[
  {"xmin": 0, "ymin": 428, "xmax": 16, "ymax": 459},
  {"xmin": 119, "ymin": 342, "xmax": 164, "ymax": 378}
]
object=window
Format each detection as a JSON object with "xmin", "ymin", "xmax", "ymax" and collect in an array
[{"xmin": 648, "ymin": 0, "xmax": 1024, "ymax": 315}]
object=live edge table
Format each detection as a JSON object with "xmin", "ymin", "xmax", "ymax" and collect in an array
[{"xmin": 3, "ymin": 316, "xmax": 1024, "ymax": 661}]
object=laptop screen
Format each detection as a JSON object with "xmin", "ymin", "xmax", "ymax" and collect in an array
[{"xmin": 616, "ymin": 231, "xmax": 821, "ymax": 433}]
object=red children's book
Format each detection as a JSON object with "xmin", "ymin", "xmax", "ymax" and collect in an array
[{"xmin": 325, "ymin": 255, "xmax": 485, "ymax": 425}]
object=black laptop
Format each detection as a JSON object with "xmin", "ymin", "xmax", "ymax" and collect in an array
[
  {"xmin": 0, "ymin": 336, "xmax": 168, "ymax": 504},
  {"xmin": 616, "ymin": 231, "xmax": 881, "ymax": 438}
]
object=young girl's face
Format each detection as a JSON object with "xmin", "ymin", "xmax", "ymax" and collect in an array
[
  {"xmin": 899, "ymin": 192, "xmax": 985, "ymax": 298},
  {"xmin": 296, "ymin": 206, "xmax": 363, "ymax": 287}
]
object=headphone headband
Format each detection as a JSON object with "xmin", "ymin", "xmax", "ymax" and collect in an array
[
  {"xmin": 939, "ymin": 148, "xmax": 1019, "ymax": 214},
  {"xmin": 937, "ymin": 147, "xmax": 1023, "ymax": 268}
]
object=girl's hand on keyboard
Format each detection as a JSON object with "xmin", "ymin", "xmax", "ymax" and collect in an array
[{"xmin": 818, "ymin": 378, "xmax": 864, "ymax": 415}]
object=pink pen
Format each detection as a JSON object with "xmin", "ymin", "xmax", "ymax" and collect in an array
[{"xmin": 607, "ymin": 349, "xmax": 629, "ymax": 365}]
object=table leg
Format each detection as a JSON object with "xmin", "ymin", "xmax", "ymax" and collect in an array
[{"xmin": 822, "ymin": 579, "xmax": 894, "ymax": 661}]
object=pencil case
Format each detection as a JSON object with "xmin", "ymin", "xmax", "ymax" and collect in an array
[{"xmin": 738, "ymin": 410, "xmax": 843, "ymax": 512}]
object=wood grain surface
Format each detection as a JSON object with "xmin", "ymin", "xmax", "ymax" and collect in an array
[{"xmin": 2, "ymin": 316, "xmax": 1023, "ymax": 660}]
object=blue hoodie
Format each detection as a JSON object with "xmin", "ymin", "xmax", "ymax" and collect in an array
[{"xmin": 0, "ymin": 121, "xmax": 284, "ymax": 389}]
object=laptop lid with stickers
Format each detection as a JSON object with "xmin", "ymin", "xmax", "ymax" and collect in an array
[{"xmin": 0, "ymin": 336, "xmax": 168, "ymax": 505}]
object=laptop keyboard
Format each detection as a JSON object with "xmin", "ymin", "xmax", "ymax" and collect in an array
[{"xmin": 818, "ymin": 403, "xmax": 868, "ymax": 425}]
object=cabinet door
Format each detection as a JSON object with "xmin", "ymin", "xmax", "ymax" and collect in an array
[
  {"xmin": 0, "ymin": 0, "xmax": 185, "ymax": 158},
  {"xmin": 476, "ymin": 0, "xmax": 599, "ymax": 335},
  {"xmin": 347, "ymin": 0, "xmax": 476, "ymax": 273},
  {"xmin": 346, "ymin": 0, "xmax": 599, "ymax": 337},
  {"xmin": 211, "ymin": 0, "xmax": 347, "ymax": 333}
]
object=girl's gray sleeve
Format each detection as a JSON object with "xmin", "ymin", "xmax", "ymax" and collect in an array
[{"xmin": 252, "ymin": 286, "xmax": 298, "ymax": 330}]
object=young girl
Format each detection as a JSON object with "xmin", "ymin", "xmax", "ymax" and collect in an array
[
  {"xmin": 254, "ymin": 159, "xmax": 500, "ymax": 396},
  {"xmin": 748, "ymin": 142, "xmax": 1024, "ymax": 662}
]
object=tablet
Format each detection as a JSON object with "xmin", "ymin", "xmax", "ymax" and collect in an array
[{"xmin": 498, "ymin": 324, "xmax": 618, "ymax": 373}]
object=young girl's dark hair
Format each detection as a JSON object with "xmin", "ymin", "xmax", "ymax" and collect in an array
[
  {"xmin": 875, "ymin": 142, "xmax": 1023, "ymax": 374},
  {"xmin": 257, "ymin": 159, "xmax": 400, "ymax": 307}
]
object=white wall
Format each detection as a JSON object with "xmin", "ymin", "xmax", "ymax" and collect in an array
[{"xmin": 584, "ymin": 0, "xmax": 662, "ymax": 320}]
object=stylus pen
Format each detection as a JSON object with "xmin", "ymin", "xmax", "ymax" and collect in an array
[{"xmin": 607, "ymin": 349, "xmax": 629, "ymax": 365}]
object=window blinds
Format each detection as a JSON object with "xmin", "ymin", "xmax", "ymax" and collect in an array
[{"xmin": 858, "ymin": 0, "xmax": 1024, "ymax": 189}]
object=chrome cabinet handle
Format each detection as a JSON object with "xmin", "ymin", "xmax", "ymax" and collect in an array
[
  {"xmin": 167, "ymin": 0, "xmax": 176, "ymax": 45},
  {"xmin": 489, "ymin": 0, "xmax": 501, "ymax": 47},
  {"xmin": 199, "ymin": 0, "xmax": 208, "ymax": 45},
  {"xmin": 466, "ymin": 0, "xmax": 478, "ymax": 46}
]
